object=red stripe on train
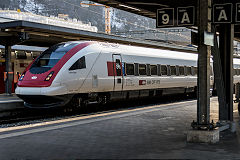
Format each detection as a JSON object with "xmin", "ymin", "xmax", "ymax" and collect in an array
[{"xmin": 107, "ymin": 61, "xmax": 123, "ymax": 76}]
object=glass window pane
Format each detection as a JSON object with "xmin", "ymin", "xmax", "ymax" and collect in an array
[
  {"xmin": 115, "ymin": 59, "xmax": 122, "ymax": 76},
  {"xmin": 179, "ymin": 66, "xmax": 184, "ymax": 75},
  {"xmin": 139, "ymin": 64, "xmax": 146, "ymax": 75},
  {"xmin": 134, "ymin": 63, "xmax": 139, "ymax": 76},
  {"xmin": 193, "ymin": 67, "xmax": 198, "ymax": 75},
  {"xmin": 170, "ymin": 66, "xmax": 176, "ymax": 75},
  {"xmin": 69, "ymin": 56, "xmax": 86, "ymax": 70},
  {"xmin": 161, "ymin": 65, "xmax": 167, "ymax": 75},
  {"xmin": 186, "ymin": 67, "xmax": 191, "ymax": 75},
  {"xmin": 126, "ymin": 63, "xmax": 134, "ymax": 75},
  {"xmin": 30, "ymin": 42, "xmax": 79, "ymax": 74},
  {"xmin": 150, "ymin": 65, "xmax": 157, "ymax": 75}
]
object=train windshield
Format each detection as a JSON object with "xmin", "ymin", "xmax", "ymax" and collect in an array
[{"xmin": 30, "ymin": 42, "xmax": 79, "ymax": 74}]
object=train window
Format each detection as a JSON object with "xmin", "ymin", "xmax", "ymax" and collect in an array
[
  {"xmin": 238, "ymin": 69, "xmax": 240, "ymax": 75},
  {"xmin": 30, "ymin": 42, "xmax": 79, "ymax": 74},
  {"xmin": 170, "ymin": 66, "xmax": 176, "ymax": 76},
  {"xmin": 161, "ymin": 65, "xmax": 167, "ymax": 75},
  {"xmin": 176, "ymin": 66, "xmax": 179, "ymax": 76},
  {"xmin": 193, "ymin": 67, "xmax": 198, "ymax": 76},
  {"xmin": 0, "ymin": 50, "xmax": 4, "ymax": 58},
  {"xmin": 233, "ymin": 69, "xmax": 237, "ymax": 76},
  {"xmin": 126, "ymin": 63, "xmax": 134, "ymax": 75},
  {"xmin": 0, "ymin": 53, "xmax": 5, "ymax": 58},
  {"xmin": 16, "ymin": 51, "xmax": 27, "ymax": 59},
  {"xmin": 157, "ymin": 64, "xmax": 161, "ymax": 76},
  {"xmin": 139, "ymin": 64, "xmax": 146, "ymax": 75},
  {"xmin": 150, "ymin": 65, "xmax": 157, "ymax": 75},
  {"xmin": 179, "ymin": 66, "xmax": 185, "ymax": 76},
  {"xmin": 69, "ymin": 56, "xmax": 86, "ymax": 70},
  {"xmin": 146, "ymin": 64, "xmax": 151, "ymax": 76},
  {"xmin": 186, "ymin": 67, "xmax": 191, "ymax": 75},
  {"xmin": 32, "ymin": 52, "xmax": 41, "ymax": 59},
  {"xmin": 134, "ymin": 63, "xmax": 139, "ymax": 76},
  {"xmin": 123, "ymin": 63, "xmax": 126, "ymax": 76},
  {"xmin": 115, "ymin": 59, "xmax": 122, "ymax": 76}
]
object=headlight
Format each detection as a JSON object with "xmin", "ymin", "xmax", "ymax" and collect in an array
[
  {"xmin": 19, "ymin": 72, "xmax": 25, "ymax": 81},
  {"xmin": 45, "ymin": 71, "xmax": 54, "ymax": 81}
]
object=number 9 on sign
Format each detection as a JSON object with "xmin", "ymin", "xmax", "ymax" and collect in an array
[
  {"xmin": 162, "ymin": 14, "xmax": 169, "ymax": 24},
  {"xmin": 157, "ymin": 8, "xmax": 174, "ymax": 27}
]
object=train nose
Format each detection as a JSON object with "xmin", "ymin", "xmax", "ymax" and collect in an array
[{"xmin": 17, "ymin": 70, "xmax": 56, "ymax": 87}]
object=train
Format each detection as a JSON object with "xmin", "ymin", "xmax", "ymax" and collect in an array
[
  {"xmin": 15, "ymin": 41, "xmax": 240, "ymax": 108},
  {"xmin": 0, "ymin": 48, "xmax": 42, "ymax": 93}
]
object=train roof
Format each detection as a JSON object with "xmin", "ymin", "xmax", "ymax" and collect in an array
[
  {"xmin": 95, "ymin": 41, "xmax": 198, "ymax": 62},
  {"xmin": 66, "ymin": 41, "xmax": 240, "ymax": 66}
]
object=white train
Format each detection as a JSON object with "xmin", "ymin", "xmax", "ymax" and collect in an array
[{"xmin": 15, "ymin": 41, "xmax": 240, "ymax": 108}]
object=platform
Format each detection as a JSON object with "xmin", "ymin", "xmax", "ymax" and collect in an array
[
  {"xmin": 0, "ymin": 94, "xmax": 23, "ymax": 112},
  {"xmin": 0, "ymin": 97, "xmax": 239, "ymax": 159}
]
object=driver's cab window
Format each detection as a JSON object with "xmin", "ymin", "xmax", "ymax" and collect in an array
[{"xmin": 69, "ymin": 56, "xmax": 86, "ymax": 70}]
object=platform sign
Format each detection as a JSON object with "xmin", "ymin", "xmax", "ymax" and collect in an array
[
  {"xmin": 156, "ymin": 8, "xmax": 174, "ymax": 28},
  {"xmin": 204, "ymin": 31, "xmax": 214, "ymax": 47},
  {"xmin": 236, "ymin": 3, "xmax": 240, "ymax": 23},
  {"xmin": 213, "ymin": 3, "xmax": 233, "ymax": 23},
  {"xmin": 177, "ymin": 6, "xmax": 195, "ymax": 26}
]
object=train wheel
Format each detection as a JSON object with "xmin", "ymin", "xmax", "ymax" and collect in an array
[
  {"xmin": 67, "ymin": 97, "xmax": 86, "ymax": 111},
  {"xmin": 98, "ymin": 95, "xmax": 107, "ymax": 105}
]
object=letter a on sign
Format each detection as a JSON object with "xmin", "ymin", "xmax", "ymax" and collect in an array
[
  {"xmin": 218, "ymin": 10, "xmax": 227, "ymax": 21},
  {"xmin": 213, "ymin": 3, "xmax": 232, "ymax": 23},
  {"xmin": 177, "ymin": 6, "xmax": 195, "ymax": 26},
  {"xmin": 181, "ymin": 12, "xmax": 190, "ymax": 23}
]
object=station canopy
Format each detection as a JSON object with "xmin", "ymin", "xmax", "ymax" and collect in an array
[
  {"xmin": 0, "ymin": 0, "xmax": 239, "ymax": 50},
  {"xmin": 0, "ymin": 20, "xmax": 195, "ymax": 52},
  {"xmin": 91, "ymin": 0, "xmax": 240, "ymax": 41}
]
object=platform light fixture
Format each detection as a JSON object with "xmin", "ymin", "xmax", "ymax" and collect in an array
[{"xmin": 118, "ymin": 4, "xmax": 141, "ymax": 11}]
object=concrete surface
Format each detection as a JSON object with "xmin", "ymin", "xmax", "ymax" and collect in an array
[
  {"xmin": 187, "ymin": 129, "xmax": 220, "ymax": 143},
  {"xmin": 0, "ymin": 94, "xmax": 24, "ymax": 111},
  {"xmin": 0, "ymin": 97, "xmax": 239, "ymax": 159}
]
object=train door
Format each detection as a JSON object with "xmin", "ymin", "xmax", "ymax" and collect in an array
[{"xmin": 112, "ymin": 54, "xmax": 123, "ymax": 91}]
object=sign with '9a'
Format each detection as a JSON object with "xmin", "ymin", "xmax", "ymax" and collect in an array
[{"xmin": 156, "ymin": 6, "xmax": 195, "ymax": 28}]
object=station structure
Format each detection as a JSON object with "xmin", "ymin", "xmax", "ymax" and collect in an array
[
  {"xmin": 0, "ymin": 0, "xmax": 240, "ymax": 142},
  {"xmin": 88, "ymin": 0, "xmax": 240, "ymax": 142}
]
